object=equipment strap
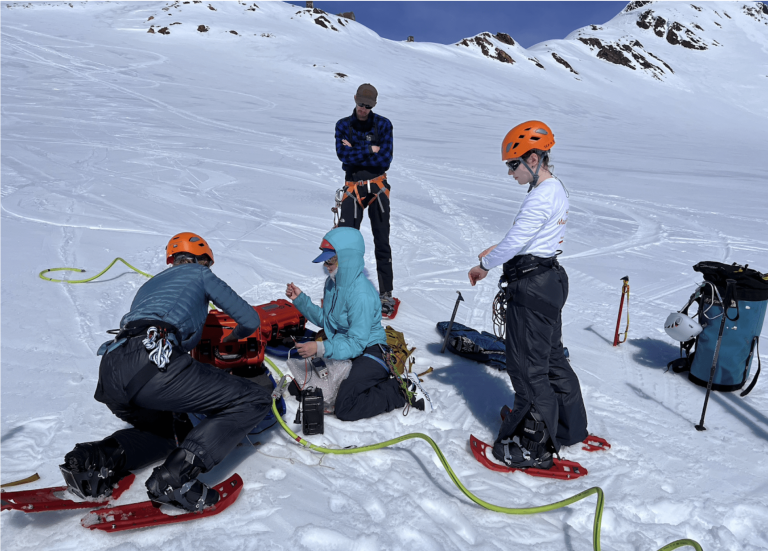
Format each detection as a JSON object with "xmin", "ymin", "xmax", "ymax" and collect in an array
[
  {"xmin": 364, "ymin": 353, "xmax": 391, "ymax": 374},
  {"xmin": 740, "ymin": 337, "xmax": 761, "ymax": 397},
  {"xmin": 502, "ymin": 256, "xmax": 557, "ymax": 283}
]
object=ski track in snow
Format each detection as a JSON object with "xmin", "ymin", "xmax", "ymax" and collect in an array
[{"xmin": 2, "ymin": 2, "xmax": 768, "ymax": 551}]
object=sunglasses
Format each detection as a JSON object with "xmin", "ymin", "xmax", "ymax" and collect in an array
[
  {"xmin": 323, "ymin": 255, "xmax": 338, "ymax": 265},
  {"xmin": 505, "ymin": 159, "xmax": 522, "ymax": 171},
  {"xmin": 356, "ymin": 102, "xmax": 374, "ymax": 110}
]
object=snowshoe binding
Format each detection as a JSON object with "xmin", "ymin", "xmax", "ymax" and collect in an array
[
  {"xmin": 493, "ymin": 407, "xmax": 554, "ymax": 469},
  {"xmin": 59, "ymin": 438, "xmax": 129, "ymax": 499},
  {"xmin": 145, "ymin": 448, "xmax": 219, "ymax": 513},
  {"xmin": 380, "ymin": 292, "xmax": 400, "ymax": 320}
]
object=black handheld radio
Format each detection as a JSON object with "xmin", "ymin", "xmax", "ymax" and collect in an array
[{"xmin": 300, "ymin": 387, "xmax": 324, "ymax": 435}]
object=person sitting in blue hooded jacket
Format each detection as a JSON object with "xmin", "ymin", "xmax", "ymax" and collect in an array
[{"xmin": 286, "ymin": 227, "xmax": 431, "ymax": 420}]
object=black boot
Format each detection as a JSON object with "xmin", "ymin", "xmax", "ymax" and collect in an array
[
  {"xmin": 492, "ymin": 408, "xmax": 555, "ymax": 469},
  {"xmin": 59, "ymin": 438, "xmax": 128, "ymax": 499},
  {"xmin": 145, "ymin": 448, "xmax": 219, "ymax": 512}
]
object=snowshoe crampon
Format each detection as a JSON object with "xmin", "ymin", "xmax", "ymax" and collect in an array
[
  {"xmin": 469, "ymin": 435, "xmax": 587, "ymax": 480},
  {"xmin": 82, "ymin": 473, "xmax": 243, "ymax": 532},
  {"xmin": 1, "ymin": 474, "xmax": 135, "ymax": 513},
  {"xmin": 582, "ymin": 435, "xmax": 611, "ymax": 452}
]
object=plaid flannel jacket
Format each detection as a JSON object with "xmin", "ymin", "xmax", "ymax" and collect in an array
[{"xmin": 335, "ymin": 110, "xmax": 393, "ymax": 177}]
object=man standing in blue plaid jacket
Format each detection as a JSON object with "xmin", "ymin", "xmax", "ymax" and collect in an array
[{"xmin": 334, "ymin": 83, "xmax": 397, "ymax": 317}]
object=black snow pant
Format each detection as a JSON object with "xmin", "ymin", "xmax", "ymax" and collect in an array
[
  {"xmin": 93, "ymin": 336, "xmax": 272, "ymax": 472},
  {"xmin": 494, "ymin": 257, "xmax": 588, "ymax": 453},
  {"xmin": 338, "ymin": 178, "xmax": 393, "ymax": 294},
  {"xmin": 334, "ymin": 345, "xmax": 406, "ymax": 421}
]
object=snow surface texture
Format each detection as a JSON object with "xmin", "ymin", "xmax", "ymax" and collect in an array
[{"xmin": 2, "ymin": 1, "xmax": 768, "ymax": 549}]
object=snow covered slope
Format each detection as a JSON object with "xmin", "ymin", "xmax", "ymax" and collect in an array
[{"xmin": 2, "ymin": 1, "xmax": 768, "ymax": 550}]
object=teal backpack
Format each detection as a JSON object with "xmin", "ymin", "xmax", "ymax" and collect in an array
[{"xmin": 669, "ymin": 262, "xmax": 768, "ymax": 396}]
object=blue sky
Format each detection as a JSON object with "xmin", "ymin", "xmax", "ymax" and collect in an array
[{"xmin": 287, "ymin": 1, "xmax": 628, "ymax": 48}]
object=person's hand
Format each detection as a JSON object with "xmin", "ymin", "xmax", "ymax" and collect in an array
[
  {"xmin": 342, "ymin": 139, "xmax": 352, "ymax": 147},
  {"xmin": 296, "ymin": 341, "xmax": 318, "ymax": 358},
  {"xmin": 468, "ymin": 265, "xmax": 488, "ymax": 287},
  {"xmin": 371, "ymin": 145, "xmax": 381, "ymax": 153},
  {"xmin": 221, "ymin": 328, "xmax": 238, "ymax": 343},
  {"xmin": 286, "ymin": 283, "xmax": 302, "ymax": 300},
  {"xmin": 478, "ymin": 244, "xmax": 497, "ymax": 260}
]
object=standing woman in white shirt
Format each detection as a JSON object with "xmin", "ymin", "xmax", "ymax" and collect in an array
[{"xmin": 468, "ymin": 121, "xmax": 588, "ymax": 469}]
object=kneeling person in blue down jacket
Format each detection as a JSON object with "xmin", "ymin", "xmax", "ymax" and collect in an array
[
  {"xmin": 285, "ymin": 227, "xmax": 431, "ymax": 420},
  {"xmin": 60, "ymin": 233, "xmax": 272, "ymax": 512}
]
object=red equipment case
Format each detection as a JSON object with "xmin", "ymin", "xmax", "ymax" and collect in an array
[
  {"xmin": 191, "ymin": 310, "xmax": 265, "ymax": 370},
  {"xmin": 192, "ymin": 300, "xmax": 306, "ymax": 369},
  {"xmin": 254, "ymin": 299, "xmax": 306, "ymax": 345}
]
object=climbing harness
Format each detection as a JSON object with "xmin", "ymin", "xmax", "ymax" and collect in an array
[
  {"xmin": 493, "ymin": 256, "xmax": 560, "ymax": 339},
  {"xmin": 368, "ymin": 344, "xmax": 415, "ymax": 415},
  {"xmin": 612, "ymin": 276, "xmax": 630, "ymax": 346},
  {"xmin": 263, "ymin": 357, "xmax": 701, "ymax": 551},
  {"xmin": 339, "ymin": 173, "xmax": 390, "ymax": 219}
]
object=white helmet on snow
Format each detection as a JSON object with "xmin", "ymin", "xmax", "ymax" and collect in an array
[{"xmin": 664, "ymin": 312, "xmax": 703, "ymax": 342}]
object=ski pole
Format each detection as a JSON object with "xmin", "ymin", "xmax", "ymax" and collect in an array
[
  {"xmin": 695, "ymin": 279, "xmax": 736, "ymax": 431},
  {"xmin": 612, "ymin": 276, "xmax": 630, "ymax": 346},
  {"xmin": 441, "ymin": 291, "xmax": 464, "ymax": 353}
]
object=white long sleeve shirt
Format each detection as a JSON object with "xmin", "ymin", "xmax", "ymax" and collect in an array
[{"xmin": 480, "ymin": 177, "xmax": 569, "ymax": 271}]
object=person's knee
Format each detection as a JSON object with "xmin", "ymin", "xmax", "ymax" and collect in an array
[
  {"xmin": 333, "ymin": 391, "xmax": 355, "ymax": 421},
  {"xmin": 334, "ymin": 407, "xmax": 354, "ymax": 422},
  {"xmin": 242, "ymin": 383, "xmax": 271, "ymax": 410}
]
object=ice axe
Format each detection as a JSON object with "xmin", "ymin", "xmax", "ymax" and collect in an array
[
  {"xmin": 612, "ymin": 276, "xmax": 630, "ymax": 346},
  {"xmin": 441, "ymin": 291, "xmax": 464, "ymax": 353}
]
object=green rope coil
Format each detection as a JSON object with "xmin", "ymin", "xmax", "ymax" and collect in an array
[
  {"xmin": 39, "ymin": 257, "xmax": 220, "ymax": 310},
  {"xmin": 39, "ymin": 257, "xmax": 152, "ymax": 283},
  {"xmin": 264, "ymin": 357, "xmax": 701, "ymax": 551}
]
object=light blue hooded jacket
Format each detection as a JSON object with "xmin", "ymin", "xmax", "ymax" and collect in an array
[{"xmin": 293, "ymin": 227, "xmax": 387, "ymax": 360}]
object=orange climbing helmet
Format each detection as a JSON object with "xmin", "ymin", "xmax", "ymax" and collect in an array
[
  {"xmin": 166, "ymin": 232, "xmax": 215, "ymax": 265},
  {"xmin": 501, "ymin": 121, "xmax": 555, "ymax": 160}
]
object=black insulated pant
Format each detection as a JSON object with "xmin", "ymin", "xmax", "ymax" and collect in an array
[
  {"xmin": 94, "ymin": 337, "xmax": 272, "ymax": 472},
  {"xmin": 335, "ymin": 345, "xmax": 406, "ymax": 421},
  {"xmin": 338, "ymin": 180, "xmax": 393, "ymax": 294},
  {"xmin": 494, "ymin": 262, "xmax": 588, "ymax": 452}
]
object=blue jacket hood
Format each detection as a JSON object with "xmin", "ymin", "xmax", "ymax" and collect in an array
[{"xmin": 323, "ymin": 227, "xmax": 365, "ymax": 289}]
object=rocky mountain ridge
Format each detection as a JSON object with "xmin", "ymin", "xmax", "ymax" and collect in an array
[
  {"xmin": 5, "ymin": 1, "xmax": 768, "ymax": 86},
  {"xmin": 453, "ymin": 1, "xmax": 768, "ymax": 82}
]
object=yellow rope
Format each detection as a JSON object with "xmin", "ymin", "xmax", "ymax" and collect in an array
[{"xmin": 39, "ymin": 257, "xmax": 152, "ymax": 283}]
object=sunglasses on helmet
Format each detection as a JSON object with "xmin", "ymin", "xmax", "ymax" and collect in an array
[
  {"xmin": 505, "ymin": 159, "xmax": 522, "ymax": 171},
  {"xmin": 356, "ymin": 102, "xmax": 374, "ymax": 110}
]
